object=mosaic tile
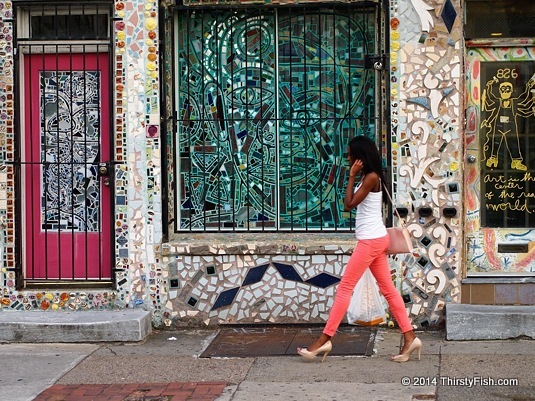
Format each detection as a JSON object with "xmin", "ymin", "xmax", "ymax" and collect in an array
[
  {"xmin": 305, "ymin": 273, "xmax": 340, "ymax": 289},
  {"xmin": 211, "ymin": 287, "xmax": 240, "ymax": 310},
  {"xmin": 440, "ymin": 0, "xmax": 457, "ymax": 33},
  {"xmin": 272, "ymin": 262, "xmax": 303, "ymax": 282}
]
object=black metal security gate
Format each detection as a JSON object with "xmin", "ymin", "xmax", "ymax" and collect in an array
[{"xmin": 171, "ymin": 3, "xmax": 384, "ymax": 232}]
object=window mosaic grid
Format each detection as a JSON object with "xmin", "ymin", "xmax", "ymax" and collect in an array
[
  {"xmin": 41, "ymin": 71, "xmax": 101, "ymax": 232},
  {"xmin": 175, "ymin": 7, "xmax": 376, "ymax": 231}
]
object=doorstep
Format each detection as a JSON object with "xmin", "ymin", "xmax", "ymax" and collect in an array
[
  {"xmin": 0, "ymin": 309, "xmax": 152, "ymax": 343},
  {"xmin": 445, "ymin": 304, "xmax": 535, "ymax": 340}
]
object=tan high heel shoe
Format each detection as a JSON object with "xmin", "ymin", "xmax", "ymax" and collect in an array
[
  {"xmin": 297, "ymin": 341, "xmax": 332, "ymax": 362},
  {"xmin": 390, "ymin": 337, "xmax": 422, "ymax": 363}
]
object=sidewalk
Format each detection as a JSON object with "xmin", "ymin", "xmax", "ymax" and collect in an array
[{"xmin": 1, "ymin": 327, "xmax": 533, "ymax": 401}]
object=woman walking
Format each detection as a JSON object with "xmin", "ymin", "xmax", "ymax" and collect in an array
[{"xmin": 297, "ymin": 136, "xmax": 422, "ymax": 363}]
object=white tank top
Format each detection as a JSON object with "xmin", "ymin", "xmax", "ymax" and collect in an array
[{"xmin": 354, "ymin": 181, "xmax": 387, "ymax": 240}]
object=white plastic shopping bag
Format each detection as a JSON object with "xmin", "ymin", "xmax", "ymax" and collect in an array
[{"xmin": 346, "ymin": 268, "xmax": 387, "ymax": 326}]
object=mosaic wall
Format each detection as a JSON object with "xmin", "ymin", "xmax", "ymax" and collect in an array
[
  {"xmin": 0, "ymin": 1, "xmax": 15, "ymax": 299},
  {"xmin": 154, "ymin": 0, "xmax": 463, "ymax": 329},
  {"xmin": 0, "ymin": 0, "xmax": 466, "ymax": 330},
  {"xmin": 159, "ymin": 234, "xmax": 412, "ymax": 328},
  {"xmin": 388, "ymin": 0, "xmax": 462, "ymax": 324},
  {"xmin": 117, "ymin": 0, "xmax": 163, "ymax": 310}
]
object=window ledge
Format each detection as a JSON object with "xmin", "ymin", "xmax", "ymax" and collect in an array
[
  {"xmin": 463, "ymin": 277, "xmax": 535, "ymax": 284},
  {"xmin": 466, "ymin": 38, "xmax": 535, "ymax": 48},
  {"xmin": 163, "ymin": 233, "xmax": 357, "ymax": 256}
]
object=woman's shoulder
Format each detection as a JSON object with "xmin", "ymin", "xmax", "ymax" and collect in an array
[
  {"xmin": 362, "ymin": 171, "xmax": 379, "ymax": 184},
  {"xmin": 362, "ymin": 172, "xmax": 380, "ymax": 192}
]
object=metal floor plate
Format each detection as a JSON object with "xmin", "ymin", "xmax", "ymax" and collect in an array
[{"xmin": 200, "ymin": 325, "xmax": 377, "ymax": 358}]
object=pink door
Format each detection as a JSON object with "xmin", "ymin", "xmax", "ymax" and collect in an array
[{"xmin": 24, "ymin": 53, "xmax": 112, "ymax": 281}]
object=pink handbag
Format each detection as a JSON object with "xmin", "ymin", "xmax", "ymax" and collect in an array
[
  {"xmin": 383, "ymin": 183, "xmax": 413, "ymax": 254},
  {"xmin": 386, "ymin": 227, "xmax": 412, "ymax": 254}
]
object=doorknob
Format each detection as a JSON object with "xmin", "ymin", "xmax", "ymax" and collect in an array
[
  {"xmin": 98, "ymin": 162, "xmax": 109, "ymax": 176},
  {"xmin": 467, "ymin": 155, "xmax": 476, "ymax": 163}
]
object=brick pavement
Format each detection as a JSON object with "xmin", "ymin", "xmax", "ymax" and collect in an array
[{"xmin": 33, "ymin": 381, "xmax": 228, "ymax": 401}]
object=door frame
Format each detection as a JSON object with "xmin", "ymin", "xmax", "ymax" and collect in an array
[
  {"xmin": 21, "ymin": 52, "xmax": 113, "ymax": 283},
  {"xmin": 13, "ymin": 2, "xmax": 116, "ymax": 288},
  {"xmin": 464, "ymin": 44, "xmax": 535, "ymax": 277}
]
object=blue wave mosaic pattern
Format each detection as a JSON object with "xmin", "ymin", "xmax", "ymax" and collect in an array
[{"xmin": 211, "ymin": 260, "xmax": 340, "ymax": 310}]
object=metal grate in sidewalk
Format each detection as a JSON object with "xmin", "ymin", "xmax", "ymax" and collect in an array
[{"xmin": 200, "ymin": 324, "xmax": 377, "ymax": 358}]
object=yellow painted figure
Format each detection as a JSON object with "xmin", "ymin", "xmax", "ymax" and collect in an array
[{"xmin": 481, "ymin": 76, "xmax": 535, "ymax": 171}]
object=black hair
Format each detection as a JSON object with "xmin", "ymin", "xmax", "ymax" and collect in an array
[{"xmin": 348, "ymin": 135, "xmax": 388, "ymax": 203}]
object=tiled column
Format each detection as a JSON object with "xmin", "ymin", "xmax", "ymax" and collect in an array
[
  {"xmin": 388, "ymin": 0, "xmax": 463, "ymax": 326},
  {"xmin": 114, "ymin": 0, "xmax": 162, "ymax": 309},
  {"xmin": 0, "ymin": 1, "xmax": 15, "ymax": 301}
]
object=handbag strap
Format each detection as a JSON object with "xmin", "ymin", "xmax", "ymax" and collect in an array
[{"xmin": 381, "ymin": 181, "xmax": 405, "ymax": 226}]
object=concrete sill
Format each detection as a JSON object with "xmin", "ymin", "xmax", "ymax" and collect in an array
[
  {"xmin": 446, "ymin": 304, "xmax": 535, "ymax": 340},
  {"xmin": 463, "ymin": 277, "xmax": 535, "ymax": 284},
  {"xmin": 163, "ymin": 232, "xmax": 357, "ymax": 256}
]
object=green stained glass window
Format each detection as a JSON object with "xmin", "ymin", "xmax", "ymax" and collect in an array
[{"xmin": 176, "ymin": 7, "xmax": 376, "ymax": 231}]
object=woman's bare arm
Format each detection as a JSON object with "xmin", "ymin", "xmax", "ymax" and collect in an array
[{"xmin": 344, "ymin": 163, "xmax": 379, "ymax": 211}]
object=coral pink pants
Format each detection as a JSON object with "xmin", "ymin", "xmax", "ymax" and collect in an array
[{"xmin": 323, "ymin": 234, "xmax": 413, "ymax": 336}]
